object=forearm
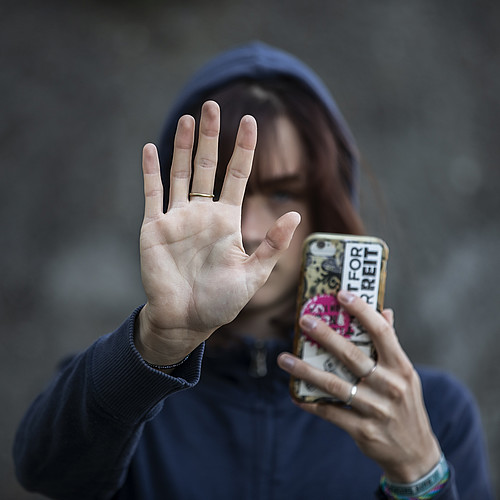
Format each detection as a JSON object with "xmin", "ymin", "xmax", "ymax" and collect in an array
[{"xmin": 14, "ymin": 307, "xmax": 203, "ymax": 499}]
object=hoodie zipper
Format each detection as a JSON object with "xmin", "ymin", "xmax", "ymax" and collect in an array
[{"xmin": 248, "ymin": 339, "xmax": 268, "ymax": 378}]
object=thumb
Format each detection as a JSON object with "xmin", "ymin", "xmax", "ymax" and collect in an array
[{"xmin": 245, "ymin": 211, "xmax": 301, "ymax": 284}]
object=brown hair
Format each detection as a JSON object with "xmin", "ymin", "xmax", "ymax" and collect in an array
[{"xmin": 185, "ymin": 78, "xmax": 364, "ymax": 235}]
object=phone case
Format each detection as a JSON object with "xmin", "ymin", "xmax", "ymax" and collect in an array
[{"xmin": 291, "ymin": 233, "xmax": 389, "ymax": 403}]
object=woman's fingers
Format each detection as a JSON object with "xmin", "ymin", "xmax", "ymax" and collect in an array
[
  {"xmin": 142, "ymin": 143, "xmax": 164, "ymax": 220},
  {"xmin": 245, "ymin": 211, "xmax": 301, "ymax": 287},
  {"xmin": 169, "ymin": 102, "xmax": 257, "ymax": 208},
  {"xmin": 219, "ymin": 115, "xmax": 257, "ymax": 206},
  {"xmin": 298, "ymin": 314, "xmax": 376, "ymax": 379},
  {"xmin": 278, "ymin": 351, "xmax": 356, "ymax": 404},
  {"xmin": 337, "ymin": 291, "xmax": 406, "ymax": 368},
  {"xmin": 168, "ymin": 115, "xmax": 195, "ymax": 209},
  {"xmin": 190, "ymin": 101, "xmax": 220, "ymax": 200},
  {"xmin": 277, "ymin": 293, "xmax": 403, "ymax": 403}
]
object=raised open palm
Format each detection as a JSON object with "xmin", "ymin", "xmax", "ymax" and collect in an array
[{"xmin": 137, "ymin": 101, "xmax": 300, "ymax": 365}]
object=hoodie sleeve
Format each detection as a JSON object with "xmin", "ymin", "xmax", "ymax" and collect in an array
[
  {"xmin": 13, "ymin": 307, "xmax": 204, "ymax": 500},
  {"xmin": 422, "ymin": 369, "xmax": 494, "ymax": 499}
]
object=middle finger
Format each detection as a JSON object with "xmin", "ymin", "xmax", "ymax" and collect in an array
[
  {"xmin": 190, "ymin": 101, "xmax": 220, "ymax": 199},
  {"xmin": 299, "ymin": 315, "xmax": 376, "ymax": 379}
]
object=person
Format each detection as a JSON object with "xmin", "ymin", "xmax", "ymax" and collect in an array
[{"xmin": 14, "ymin": 42, "xmax": 493, "ymax": 499}]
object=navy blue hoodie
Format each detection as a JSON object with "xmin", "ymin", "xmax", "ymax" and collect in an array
[{"xmin": 13, "ymin": 43, "xmax": 493, "ymax": 499}]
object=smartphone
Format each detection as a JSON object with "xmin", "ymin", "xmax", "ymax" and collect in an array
[{"xmin": 290, "ymin": 233, "xmax": 389, "ymax": 403}]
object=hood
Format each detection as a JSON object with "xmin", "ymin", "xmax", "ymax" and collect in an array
[{"xmin": 157, "ymin": 41, "xmax": 360, "ymax": 206}]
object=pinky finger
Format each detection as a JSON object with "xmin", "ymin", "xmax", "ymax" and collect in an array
[{"xmin": 142, "ymin": 143, "xmax": 164, "ymax": 220}]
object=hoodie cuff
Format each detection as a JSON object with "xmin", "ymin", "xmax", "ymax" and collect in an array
[{"xmin": 89, "ymin": 306, "xmax": 204, "ymax": 425}]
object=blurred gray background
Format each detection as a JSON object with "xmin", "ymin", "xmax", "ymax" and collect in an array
[{"xmin": 1, "ymin": 0, "xmax": 499, "ymax": 497}]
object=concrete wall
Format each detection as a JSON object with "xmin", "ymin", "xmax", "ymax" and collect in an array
[{"xmin": 1, "ymin": 0, "xmax": 499, "ymax": 497}]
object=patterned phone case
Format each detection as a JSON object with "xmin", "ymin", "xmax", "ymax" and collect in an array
[{"xmin": 291, "ymin": 233, "xmax": 389, "ymax": 403}]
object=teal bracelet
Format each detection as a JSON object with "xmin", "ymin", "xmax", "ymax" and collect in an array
[{"xmin": 381, "ymin": 454, "xmax": 449, "ymax": 499}]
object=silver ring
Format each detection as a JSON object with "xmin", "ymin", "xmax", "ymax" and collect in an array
[
  {"xmin": 345, "ymin": 383, "xmax": 358, "ymax": 406},
  {"xmin": 189, "ymin": 192, "xmax": 214, "ymax": 198},
  {"xmin": 361, "ymin": 361, "xmax": 378, "ymax": 380}
]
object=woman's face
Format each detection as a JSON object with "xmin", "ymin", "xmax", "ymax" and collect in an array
[{"xmin": 241, "ymin": 116, "xmax": 313, "ymax": 312}]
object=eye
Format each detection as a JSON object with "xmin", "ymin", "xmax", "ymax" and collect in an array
[{"xmin": 270, "ymin": 191, "xmax": 294, "ymax": 203}]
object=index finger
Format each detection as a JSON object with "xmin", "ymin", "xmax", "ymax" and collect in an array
[
  {"xmin": 219, "ymin": 115, "xmax": 257, "ymax": 206},
  {"xmin": 142, "ymin": 143, "xmax": 164, "ymax": 220},
  {"xmin": 337, "ymin": 291, "xmax": 406, "ymax": 367}
]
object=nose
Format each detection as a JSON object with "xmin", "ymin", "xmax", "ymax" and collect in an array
[{"xmin": 241, "ymin": 195, "xmax": 274, "ymax": 247}]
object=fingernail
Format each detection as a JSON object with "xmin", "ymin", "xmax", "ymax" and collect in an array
[
  {"xmin": 278, "ymin": 353, "xmax": 296, "ymax": 370},
  {"xmin": 338, "ymin": 290, "xmax": 355, "ymax": 304},
  {"xmin": 300, "ymin": 315, "xmax": 318, "ymax": 331}
]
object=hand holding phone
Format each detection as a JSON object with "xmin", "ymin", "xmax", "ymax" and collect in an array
[{"xmin": 291, "ymin": 233, "xmax": 389, "ymax": 402}]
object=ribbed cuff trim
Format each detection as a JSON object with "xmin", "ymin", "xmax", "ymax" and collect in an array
[{"xmin": 89, "ymin": 306, "xmax": 204, "ymax": 425}]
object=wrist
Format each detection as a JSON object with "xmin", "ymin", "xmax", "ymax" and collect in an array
[
  {"xmin": 383, "ymin": 439, "xmax": 442, "ymax": 483},
  {"xmin": 135, "ymin": 306, "xmax": 198, "ymax": 367},
  {"xmin": 381, "ymin": 454, "xmax": 449, "ymax": 499}
]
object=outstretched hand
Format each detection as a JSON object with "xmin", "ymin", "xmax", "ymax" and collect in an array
[{"xmin": 137, "ymin": 101, "xmax": 301, "ymax": 366}]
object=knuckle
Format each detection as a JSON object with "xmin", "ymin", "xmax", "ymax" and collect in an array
[
  {"xmin": 347, "ymin": 343, "xmax": 365, "ymax": 365},
  {"xmin": 355, "ymin": 419, "xmax": 379, "ymax": 443},
  {"xmin": 196, "ymin": 157, "xmax": 216, "ymax": 170},
  {"xmin": 264, "ymin": 233, "xmax": 281, "ymax": 252},
  {"xmin": 308, "ymin": 321, "xmax": 329, "ymax": 343},
  {"xmin": 236, "ymin": 138, "xmax": 256, "ymax": 151},
  {"xmin": 366, "ymin": 400, "xmax": 392, "ymax": 424},
  {"xmin": 202, "ymin": 127, "xmax": 219, "ymax": 138},
  {"xmin": 329, "ymin": 338, "xmax": 364, "ymax": 369},
  {"xmin": 385, "ymin": 377, "xmax": 407, "ymax": 401},
  {"xmin": 354, "ymin": 297, "xmax": 371, "ymax": 316},
  {"xmin": 228, "ymin": 166, "xmax": 249, "ymax": 180},
  {"xmin": 323, "ymin": 376, "xmax": 344, "ymax": 397},
  {"xmin": 174, "ymin": 138, "xmax": 193, "ymax": 150},
  {"xmin": 145, "ymin": 188, "xmax": 163, "ymax": 198},
  {"xmin": 375, "ymin": 320, "xmax": 394, "ymax": 338},
  {"xmin": 400, "ymin": 362, "xmax": 417, "ymax": 381},
  {"xmin": 172, "ymin": 169, "xmax": 190, "ymax": 180},
  {"xmin": 294, "ymin": 360, "xmax": 314, "ymax": 380},
  {"xmin": 369, "ymin": 320, "xmax": 394, "ymax": 343}
]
